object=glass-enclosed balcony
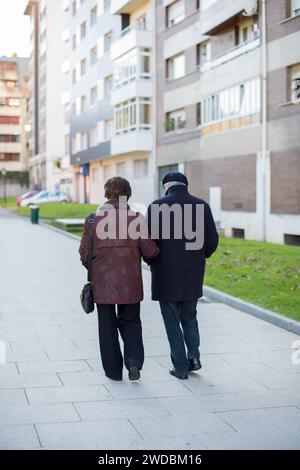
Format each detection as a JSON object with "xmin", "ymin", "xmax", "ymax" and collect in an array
[{"xmin": 111, "ymin": 22, "xmax": 153, "ymax": 61}]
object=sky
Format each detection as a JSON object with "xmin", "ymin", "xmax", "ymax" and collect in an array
[{"xmin": 0, "ymin": 0, "xmax": 30, "ymax": 58}]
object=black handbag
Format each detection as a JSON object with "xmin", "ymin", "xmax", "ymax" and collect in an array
[{"xmin": 80, "ymin": 212, "xmax": 96, "ymax": 314}]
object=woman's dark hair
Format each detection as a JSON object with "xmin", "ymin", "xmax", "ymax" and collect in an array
[{"xmin": 104, "ymin": 176, "xmax": 132, "ymax": 200}]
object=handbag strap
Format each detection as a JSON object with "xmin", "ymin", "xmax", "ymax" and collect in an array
[{"xmin": 87, "ymin": 212, "xmax": 96, "ymax": 283}]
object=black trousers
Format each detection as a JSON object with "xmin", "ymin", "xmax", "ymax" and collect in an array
[{"xmin": 96, "ymin": 303, "xmax": 144, "ymax": 380}]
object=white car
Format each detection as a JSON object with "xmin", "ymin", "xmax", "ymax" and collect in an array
[{"xmin": 20, "ymin": 190, "xmax": 71, "ymax": 207}]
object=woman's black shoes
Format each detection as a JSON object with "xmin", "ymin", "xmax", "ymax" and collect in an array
[
  {"xmin": 188, "ymin": 358, "xmax": 202, "ymax": 372},
  {"xmin": 169, "ymin": 368, "xmax": 188, "ymax": 380},
  {"xmin": 128, "ymin": 367, "xmax": 140, "ymax": 381}
]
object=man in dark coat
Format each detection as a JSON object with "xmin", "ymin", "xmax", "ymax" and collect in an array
[{"xmin": 147, "ymin": 172, "xmax": 219, "ymax": 379}]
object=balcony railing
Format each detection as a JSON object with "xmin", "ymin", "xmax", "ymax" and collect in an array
[
  {"xmin": 114, "ymin": 22, "xmax": 153, "ymax": 42},
  {"xmin": 201, "ymin": 37, "xmax": 260, "ymax": 72}
]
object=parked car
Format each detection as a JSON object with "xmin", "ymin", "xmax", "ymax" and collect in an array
[
  {"xmin": 16, "ymin": 191, "xmax": 39, "ymax": 207},
  {"xmin": 20, "ymin": 190, "xmax": 71, "ymax": 207}
]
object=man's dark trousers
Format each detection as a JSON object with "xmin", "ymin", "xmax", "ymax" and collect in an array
[{"xmin": 159, "ymin": 300, "xmax": 200, "ymax": 375}]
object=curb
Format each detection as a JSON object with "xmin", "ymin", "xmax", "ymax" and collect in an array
[
  {"xmin": 203, "ymin": 285, "xmax": 300, "ymax": 336},
  {"xmin": 39, "ymin": 219, "xmax": 300, "ymax": 337},
  {"xmin": 39, "ymin": 221, "xmax": 81, "ymax": 242}
]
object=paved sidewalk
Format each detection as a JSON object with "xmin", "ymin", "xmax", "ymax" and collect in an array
[{"xmin": 0, "ymin": 210, "xmax": 300, "ymax": 450}]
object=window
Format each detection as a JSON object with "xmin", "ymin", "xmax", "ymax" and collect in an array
[
  {"xmin": 72, "ymin": 34, "xmax": 76, "ymax": 50},
  {"xmin": 90, "ymin": 5, "xmax": 97, "ymax": 25},
  {"xmin": 133, "ymin": 159, "xmax": 148, "ymax": 178},
  {"xmin": 235, "ymin": 18, "xmax": 259, "ymax": 46},
  {"xmin": 80, "ymin": 95, "xmax": 87, "ymax": 114},
  {"xmin": 103, "ymin": 165, "xmax": 112, "ymax": 181},
  {"xmin": 104, "ymin": 31, "xmax": 112, "ymax": 53},
  {"xmin": 167, "ymin": 0, "xmax": 185, "ymax": 28},
  {"xmin": 0, "ymin": 134, "xmax": 20, "ymax": 142},
  {"xmin": 117, "ymin": 162, "xmax": 126, "ymax": 176},
  {"xmin": 81, "ymin": 58, "xmax": 87, "ymax": 76},
  {"xmin": 167, "ymin": 53, "xmax": 185, "ymax": 80},
  {"xmin": 90, "ymin": 46, "xmax": 98, "ymax": 65},
  {"xmin": 165, "ymin": 109, "xmax": 186, "ymax": 132},
  {"xmin": 104, "ymin": 75, "xmax": 113, "ymax": 96},
  {"xmin": 103, "ymin": 0, "xmax": 111, "ymax": 11},
  {"xmin": 114, "ymin": 98, "xmax": 151, "ymax": 135},
  {"xmin": 196, "ymin": 103, "xmax": 201, "ymax": 126},
  {"xmin": 90, "ymin": 124, "xmax": 98, "ymax": 147},
  {"xmin": 201, "ymin": 77, "xmax": 261, "ymax": 125},
  {"xmin": 291, "ymin": 0, "xmax": 300, "ymax": 16},
  {"xmin": 0, "ymin": 153, "xmax": 20, "ymax": 161},
  {"xmin": 114, "ymin": 48, "xmax": 151, "ymax": 88},
  {"xmin": 72, "ymin": 68, "xmax": 76, "ymax": 84},
  {"xmin": 92, "ymin": 167, "xmax": 100, "ymax": 184},
  {"xmin": 90, "ymin": 86, "xmax": 98, "ymax": 105},
  {"xmin": 197, "ymin": 41, "xmax": 211, "ymax": 67},
  {"xmin": 104, "ymin": 119, "xmax": 113, "ymax": 141},
  {"xmin": 200, "ymin": 0, "xmax": 218, "ymax": 10},
  {"xmin": 80, "ymin": 132, "xmax": 88, "ymax": 151},
  {"xmin": 72, "ymin": 1, "xmax": 76, "ymax": 16},
  {"xmin": 136, "ymin": 14, "xmax": 147, "ymax": 31},
  {"xmin": 291, "ymin": 64, "xmax": 300, "ymax": 102},
  {"xmin": 80, "ymin": 21, "xmax": 86, "ymax": 40},
  {"xmin": 0, "ymin": 116, "xmax": 19, "ymax": 124}
]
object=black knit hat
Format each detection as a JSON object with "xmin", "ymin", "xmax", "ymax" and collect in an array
[{"xmin": 162, "ymin": 172, "xmax": 188, "ymax": 187}]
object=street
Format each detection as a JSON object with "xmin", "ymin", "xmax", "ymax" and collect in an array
[{"xmin": 0, "ymin": 209, "xmax": 300, "ymax": 450}]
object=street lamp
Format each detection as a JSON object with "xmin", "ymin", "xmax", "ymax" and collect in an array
[{"xmin": 1, "ymin": 168, "xmax": 7, "ymax": 205}]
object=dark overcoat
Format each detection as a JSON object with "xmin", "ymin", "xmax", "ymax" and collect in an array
[
  {"xmin": 147, "ymin": 186, "xmax": 219, "ymax": 302},
  {"xmin": 79, "ymin": 200, "xmax": 159, "ymax": 304}
]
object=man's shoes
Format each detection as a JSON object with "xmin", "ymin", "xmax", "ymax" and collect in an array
[
  {"xmin": 188, "ymin": 358, "xmax": 202, "ymax": 372},
  {"xmin": 169, "ymin": 368, "xmax": 188, "ymax": 380},
  {"xmin": 128, "ymin": 367, "xmax": 140, "ymax": 381}
]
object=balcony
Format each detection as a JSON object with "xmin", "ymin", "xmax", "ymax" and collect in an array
[
  {"xmin": 111, "ymin": 0, "xmax": 147, "ymax": 15},
  {"xmin": 111, "ymin": 25, "xmax": 153, "ymax": 61},
  {"xmin": 200, "ymin": 0, "xmax": 258, "ymax": 35},
  {"xmin": 201, "ymin": 37, "xmax": 260, "ymax": 72},
  {"xmin": 111, "ymin": 78, "xmax": 152, "ymax": 106},
  {"xmin": 111, "ymin": 130, "xmax": 152, "ymax": 155}
]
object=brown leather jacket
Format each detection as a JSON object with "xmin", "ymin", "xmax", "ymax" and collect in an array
[{"xmin": 79, "ymin": 200, "xmax": 159, "ymax": 305}]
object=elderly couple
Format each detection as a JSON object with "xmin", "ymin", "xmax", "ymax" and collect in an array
[{"xmin": 79, "ymin": 172, "xmax": 218, "ymax": 382}]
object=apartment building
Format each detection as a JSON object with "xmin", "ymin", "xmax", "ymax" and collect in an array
[
  {"xmin": 70, "ymin": 0, "xmax": 156, "ymax": 208},
  {"xmin": 156, "ymin": 0, "xmax": 300, "ymax": 244},
  {"xmin": 0, "ymin": 56, "xmax": 29, "ymax": 196},
  {"xmin": 25, "ymin": 0, "xmax": 73, "ymax": 195}
]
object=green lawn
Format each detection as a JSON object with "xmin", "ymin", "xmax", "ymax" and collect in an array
[
  {"xmin": 0, "ymin": 197, "xmax": 17, "ymax": 207},
  {"xmin": 15, "ymin": 202, "xmax": 98, "ymax": 219},
  {"xmin": 205, "ymin": 237, "xmax": 300, "ymax": 322}
]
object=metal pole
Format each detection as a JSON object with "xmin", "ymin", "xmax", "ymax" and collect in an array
[
  {"xmin": 3, "ymin": 174, "xmax": 7, "ymax": 205},
  {"xmin": 261, "ymin": 0, "xmax": 268, "ymax": 241}
]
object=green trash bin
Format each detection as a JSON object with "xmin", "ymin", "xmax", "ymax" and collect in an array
[{"xmin": 30, "ymin": 205, "xmax": 40, "ymax": 224}]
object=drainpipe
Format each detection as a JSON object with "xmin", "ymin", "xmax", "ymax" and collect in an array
[{"xmin": 261, "ymin": 0, "xmax": 268, "ymax": 241}]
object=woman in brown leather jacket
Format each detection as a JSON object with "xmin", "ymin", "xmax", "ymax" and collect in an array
[{"xmin": 79, "ymin": 177, "xmax": 159, "ymax": 381}]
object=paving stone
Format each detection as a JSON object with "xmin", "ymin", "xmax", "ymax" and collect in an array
[
  {"xmin": 0, "ymin": 389, "xmax": 28, "ymax": 405},
  {"xmin": 17, "ymin": 360, "xmax": 91, "ymax": 375},
  {"xmin": 0, "ymin": 402, "xmax": 80, "ymax": 425},
  {"xmin": 74, "ymin": 397, "xmax": 170, "ymax": 421},
  {"xmin": 105, "ymin": 380, "xmax": 194, "ymax": 400},
  {"xmin": 0, "ymin": 373, "xmax": 62, "ymax": 389},
  {"xmin": 26, "ymin": 384, "xmax": 112, "ymax": 404},
  {"xmin": 35, "ymin": 419, "xmax": 141, "ymax": 448},
  {"xmin": 0, "ymin": 425, "xmax": 41, "ymax": 450}
]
